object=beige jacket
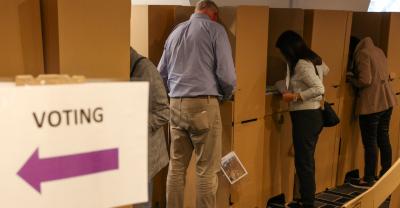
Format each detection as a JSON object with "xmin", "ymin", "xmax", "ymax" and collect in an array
[
  {"xmin": 351, "ymin": 37, "xmax": 397, "ymax": 115},
  {"xmin": 131, "ymin": 49, "xmax": 170, "ymax": 179}
]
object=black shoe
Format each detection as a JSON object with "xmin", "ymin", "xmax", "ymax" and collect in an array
[{"xmin": 349, "ymin": 179, "xmax": 376, "ymax": 189}]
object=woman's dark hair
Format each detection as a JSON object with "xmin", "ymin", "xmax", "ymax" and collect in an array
[{"xmin": 276, "ymin": 30, "xmax": 322, "ymax": 72}]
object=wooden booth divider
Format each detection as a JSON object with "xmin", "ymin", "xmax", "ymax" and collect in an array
[
  {"xmin": 303, "ymin": 9, "xmax": 353, "ymax": 193},
  {"xmin": 40, "ymin": 0, "xmax": 131, "ymax": 80},
  {"xmin": 0, "ymin": 0, "xmax": 44, "ymax": 77}
]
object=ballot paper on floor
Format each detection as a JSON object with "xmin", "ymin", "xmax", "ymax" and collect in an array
[
  {"xmin": 221, "ymin": 151, "xmax": 248, "ymax": 184},
  {"xmin": 0, "ymin": 82, "xmax": 149, "ymax": 208}
]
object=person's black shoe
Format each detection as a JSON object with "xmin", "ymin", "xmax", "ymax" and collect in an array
[{"xmin": 349, "ymin": 179, "xmax": 376, "ymax": 189}]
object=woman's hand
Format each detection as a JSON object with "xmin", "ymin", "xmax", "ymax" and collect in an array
[{"xmin": 282, "ymin": 92, "xmax": 301, "ymax": 103}]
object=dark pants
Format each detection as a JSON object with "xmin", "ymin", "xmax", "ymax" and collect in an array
[
  {"xmin": 290, "ymin": 109, "xmax": 323, "ymax": 208},
  {"xmin": 359, "ymin": 108, "xmax": 393, "ymax": 182}
]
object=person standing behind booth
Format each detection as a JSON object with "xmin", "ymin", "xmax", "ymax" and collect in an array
[
  {"xmin": 130, "ymin": 47, "xmax": 170, "ymax": 208},
  {"xmin": 157, "ymin": 0, "xmax": 236, "ymax": 207},
  {"xmin": 275, "ymin": 30, "xmax": 329, "ymax": 208},
  {"xmin": 348, "ymin": 37, "xmax": 398, "ymax": 186}
]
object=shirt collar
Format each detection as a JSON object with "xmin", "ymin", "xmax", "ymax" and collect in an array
[{"xmin": 190, "ymin": 13, "xmax": 210, "ymax": 20}]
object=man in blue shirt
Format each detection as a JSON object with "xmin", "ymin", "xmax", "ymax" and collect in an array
[{"xmin": 158, "ymin": 1, "xmax": 236, "ymax": 207}]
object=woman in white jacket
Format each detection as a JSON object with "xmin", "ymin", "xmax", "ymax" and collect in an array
[{"xmin": 275, "ymin": 31, "xmax": 329, "ymax": 208}]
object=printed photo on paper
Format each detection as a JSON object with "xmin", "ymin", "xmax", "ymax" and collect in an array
[{"xmin": 220, "ymin": 151, "xmax": 248, "ymax": 184}]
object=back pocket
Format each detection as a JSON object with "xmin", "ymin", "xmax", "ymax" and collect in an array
[{"xmin": 189, "ymin": 110, "xmax": 210, "ymax": 134}]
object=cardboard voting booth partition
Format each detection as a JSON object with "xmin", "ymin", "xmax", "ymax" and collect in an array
[
  {"xmin": 266, "ymin": 8, "xmax": 305, "ymax": 89},
  {"xmin": 0, "ymin": 80, "xmax": 149, "ymax": 208},
  {"xmin": 40, "ymin": 0, "xmax": 130, "ymax": 79},
  {"xmin": 130, "ymin": 5, "xmax": 177, "ymax": 65},
  {"xmin": 386, "ymin": 13, "xmax": 400, "ymax": 208},
  {"xmin": 223, "ymin": 6, "xmax": 269, "ymax": 208},
  {"xmin": 389, "ymin": 95, "xmax": 400, "ymax": 208},
  {"xmin": 0, "ymin": 0, "xmax": 44, "ymax": 77},
  {"xmin": 231, "ymin": 7, "xmax": 269, "ymax": 124},
  {"xmin": 263, "ymin": 112, "xmax": 295, "ymax": 202},
  {"xmin": 304, "ymin": 10, "xmax": 352, "ymax": 193}
]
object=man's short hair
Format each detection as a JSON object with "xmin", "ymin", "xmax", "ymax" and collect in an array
[{"xmin": 195, "ymin": 0, "xmax": 219, "ymax": 13}]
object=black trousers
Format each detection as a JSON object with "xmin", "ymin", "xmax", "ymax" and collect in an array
[
  {"xmin": 359, "ymin": 108, "xmax": 393, "ymax": 182},
  {"xmin": 290, "ymin": 109, "xmax": 323, "ymax": 208}
]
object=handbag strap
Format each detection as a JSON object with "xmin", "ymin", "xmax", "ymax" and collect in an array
[{"xmin": 312, "ymin": 64, "xmax": 326, "ymax": 103}]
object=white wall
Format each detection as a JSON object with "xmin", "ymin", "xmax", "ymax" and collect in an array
[
  {"xmin": 131, "ymin": 0, "xmax": 287, "ymax": 7},
  {"xmin": 189, "ymin": 0, "xmax": 290, "ymax": 7},
  {"xmin": 190, "ymin": 0, "xmax": 290, "ymax": 8},
  {"xmin": 292, "ymin": 0, "xmax": 370, "ymax": 11},
  {"xmin": 368, "ymin": 0, "xmax": 400, "ymax": 11},
  {"xmin": 132, "ymin": 0, "xmax": 371, "ymax": 11},
  {"xmin": 131, "ymin": 0, "xmax": 190, "ymax": 5}
]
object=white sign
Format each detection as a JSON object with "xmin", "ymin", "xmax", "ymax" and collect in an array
[{"xmin": 0, "ymin": 82, "xmax": 149, "ymax": 208}]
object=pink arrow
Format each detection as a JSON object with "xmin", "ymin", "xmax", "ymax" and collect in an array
[{"xmin": 17, "ymin": 148, "xmax": 119, "ymax": 193}]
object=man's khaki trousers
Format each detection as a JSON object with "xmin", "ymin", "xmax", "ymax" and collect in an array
[{"xmin": 167, "ymin": 97, "xmax": 222, "ymax": 208}]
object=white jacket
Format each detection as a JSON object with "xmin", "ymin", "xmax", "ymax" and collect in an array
[{"xmin": 276, "ymin": 59, "xmax": 330, "ymax": 111}]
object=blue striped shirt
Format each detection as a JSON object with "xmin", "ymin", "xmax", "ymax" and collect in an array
[{"xmin": 158, "ymin": 13, "xmax": 236, "ymax": 100}]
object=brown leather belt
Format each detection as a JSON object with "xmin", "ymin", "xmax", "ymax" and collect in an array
[{"xmin": 171, "ymin": 95, "xmax": 218, "ymax": 99}]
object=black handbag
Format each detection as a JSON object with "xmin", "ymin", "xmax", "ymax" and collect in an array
[
  {"xmin": 313, "ymin": 65, "xmax": 340, "ymax": 127},
  {"xmin": 321, "ymin": 101, "xmax": 340, "ymax": 127}
]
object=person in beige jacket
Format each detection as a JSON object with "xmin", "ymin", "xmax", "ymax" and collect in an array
[{"xmin": 348, "ymin": 37, "xmax": 398, "ymax": 186}]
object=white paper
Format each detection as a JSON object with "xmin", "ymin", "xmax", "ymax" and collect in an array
[
  {"xmin": 274, "ymin": 80, "xmax": 288, "ymax": 94},
  {"xmin": 0, "ymin": 82, "xmax": 149, "ymax": 208},
  {"xmin": 220, "ymin": 152, "xmax": 248, "ymax": 184}
]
